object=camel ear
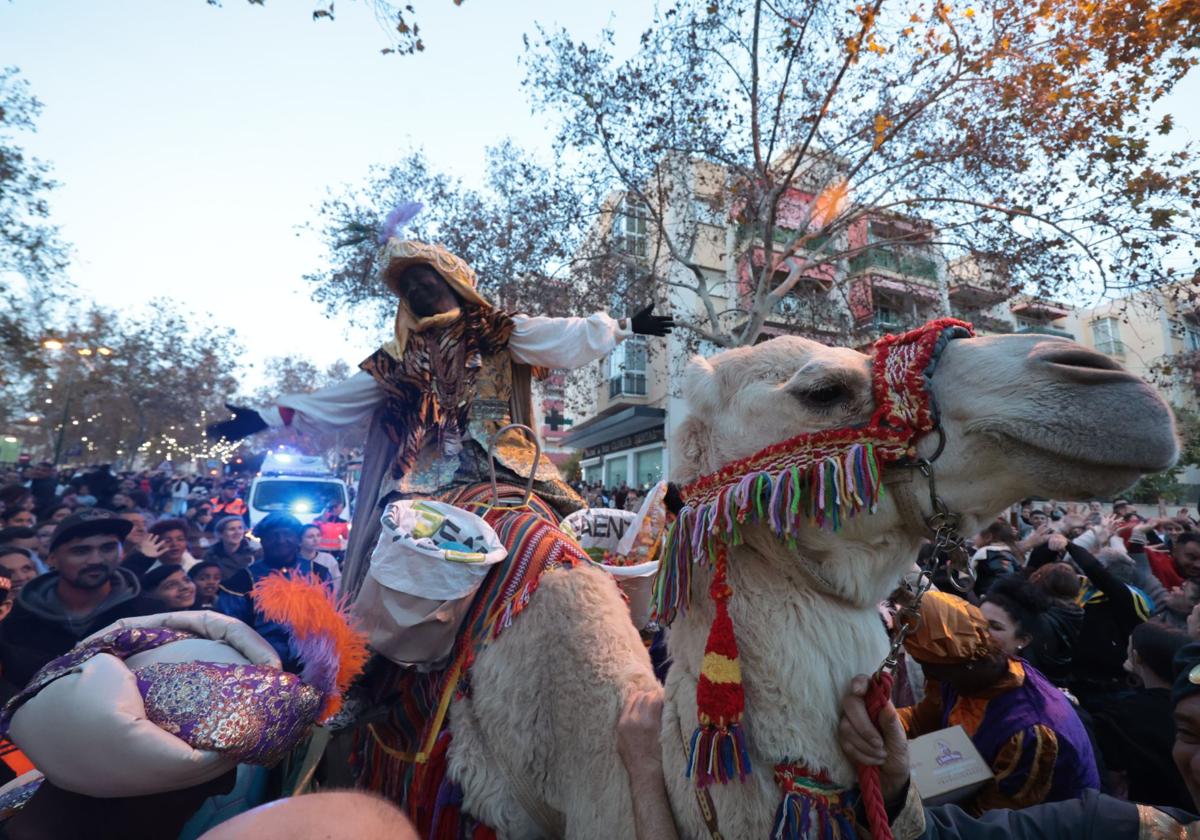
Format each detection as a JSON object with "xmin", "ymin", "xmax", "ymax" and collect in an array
[
  {"xmin": 671, "ymin": 415, "xmax": 711, "ymax": 484},
  {"xmin": 681, "ymin": 354, "xmax": 720, "ymax": 417},
  {"xmin": 673, "ymin": 355, "xmax": 718, "ymax": 483}
]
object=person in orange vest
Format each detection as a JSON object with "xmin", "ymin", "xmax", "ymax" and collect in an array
[
  {"xmin": 314, "ymin": 501, "xmax": 349, "ymax": 554},
  {"xmin": 209, "ymin": 480, "xmax": 248, "ymax": 524}
]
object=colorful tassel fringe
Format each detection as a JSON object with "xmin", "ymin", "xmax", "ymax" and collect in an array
[
  {"xmin": 687, "ymin": 719, "xmax": 753, "ymax": 787},
  {"xmin": 653, "ymin": 442, "xmax": 890, "ymax": 625},
  {"xmin": 771, "ymin": 764, "xmax": 858, "ymax": 840}
]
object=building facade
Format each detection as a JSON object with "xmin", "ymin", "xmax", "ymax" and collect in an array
[{"xmin": 562, "ymin": 159, "xmax": 1195, "ymax": 494}]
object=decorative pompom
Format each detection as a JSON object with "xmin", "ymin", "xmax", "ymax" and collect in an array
[
  {"xmin": 252, "ymin": 573, "xmax": 370, "ymax": 720},
  {"xmin": 377, "ymin": 201, "xmax": 425, "ymax": 244},
  {"xmin": 687, "ymin": 548, "xmax": 752, "ymax": 785}
]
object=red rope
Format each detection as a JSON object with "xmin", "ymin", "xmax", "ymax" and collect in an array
[{"xmin": 855, "ymin": 671, "xmax": 895, "ymax": 840}]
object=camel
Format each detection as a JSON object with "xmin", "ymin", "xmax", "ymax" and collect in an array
[{"xmin": 442, "ymin": 328, "xmax": 1178, "ymax": 838}]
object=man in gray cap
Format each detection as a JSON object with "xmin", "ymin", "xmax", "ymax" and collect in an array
[{"xmin": 3, "ymin": 509, "xmax": 162, "ymax": 686}]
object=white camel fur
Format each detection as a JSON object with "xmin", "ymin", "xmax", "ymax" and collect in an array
[{"xmin": 445, "ymin": 331, "xmax": 1179, "ymax": 838}]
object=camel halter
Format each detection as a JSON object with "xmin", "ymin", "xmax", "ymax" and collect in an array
[{"xmin": 652, "ymin": 318, "xmax": 974, "ymax": 840}]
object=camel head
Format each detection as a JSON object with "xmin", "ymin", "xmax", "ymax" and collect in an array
[{"xmin": 671, "ymin": 328, "xmax": 1178, "ymax": 604}]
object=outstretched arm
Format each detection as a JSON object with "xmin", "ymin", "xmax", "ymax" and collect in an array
[
  {"xmin": 207, "ymin": 371, "xmax": 384, "ymax": 443},
  {"xmin": 508, "ymin": 304, "xmax": 674, "ymax": 370}
]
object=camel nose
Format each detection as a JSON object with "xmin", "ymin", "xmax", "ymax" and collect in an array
[{"xmin": 1030, "ymin": 342, "xmax": 1136, "ymax": 383}]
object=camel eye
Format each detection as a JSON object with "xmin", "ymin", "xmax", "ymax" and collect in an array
[{"xmin": 800, "ymin": 382, "xmax": 848, "ymax": 408}]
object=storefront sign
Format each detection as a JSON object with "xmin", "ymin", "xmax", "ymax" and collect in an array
[{"xmin": 583, "ymin": 426, "xmax": 665, "ymax": 460}]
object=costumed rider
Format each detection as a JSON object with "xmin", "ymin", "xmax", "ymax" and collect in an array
[{"xmin": 207, "ymin": 202, "xmax": 675, "ymax": 599}]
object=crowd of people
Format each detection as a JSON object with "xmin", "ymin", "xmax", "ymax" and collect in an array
[
  {"xmin": 896, "ymin": 499, "xmax": 1200, "ymax": 813},
  {"xmin": 578, "ymin": 481, "xmax": 654, "ymax": 513},
  {"xmin": 0, "ymin": 462, "xmax": 351, "ymax": 702}
]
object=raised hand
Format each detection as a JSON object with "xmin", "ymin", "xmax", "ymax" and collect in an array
[
  {"xmin": 140, "ymin": 534, "xmax": 165, "ymax": 559},
  {"xmin": 205, "ymin": 404, "xmax": 268, "ymax": 443},
  {"xmin": 629, "ymin": 303, "xmax": 675, "ymax": 337}
]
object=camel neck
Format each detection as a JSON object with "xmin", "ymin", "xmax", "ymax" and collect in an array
[{"xmin": 665, "ymin": 533, "xmax": 908, "ymax": 788}]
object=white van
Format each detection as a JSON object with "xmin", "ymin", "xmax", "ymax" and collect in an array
[{"xmin": 247, "ymin": 452, "xmax": 350, "ymax": 532}]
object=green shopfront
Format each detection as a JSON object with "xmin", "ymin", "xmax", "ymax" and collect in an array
[{"xmin": 564, "ymin": 406, "xmax": 667, "ymax": 492}]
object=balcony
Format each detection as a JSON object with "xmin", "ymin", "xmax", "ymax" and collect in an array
[
  {"xmin": 609, "ymin": 373, "xmax": 647, "ymax": 399},
  {"xmin": 958, "ymin": 313, "xmax": 1014, "ymax": 334},
  {"xmin": 1095, "ymin": 339, "xmax": 1126, "ymax": 358},
  {"xmin": 737, "ymin": 224, "xmax": 832, "ymax": 252},
  {"xmin": 1010, "ymin": 297, "xmax": 1071, "ymax": 320},
  {"xmin": 848, "ymin": 246, "xmax": 939, "ymax": 281},
  {"xmin": 739, "ymin": 247, "xmax": 835, "ymax": 293},
  {"xmin": 948, "ymin": 279, "xmax": 1011, "ymax": 308}
]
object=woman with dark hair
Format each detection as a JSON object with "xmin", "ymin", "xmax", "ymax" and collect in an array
[
  {"xmin": 1090, "ymin": 623, "xmax": 1193, "ymax": 809},
  {"xmin": 982, "ymin": 575, "xmax": 1077, "ymax": 686}
]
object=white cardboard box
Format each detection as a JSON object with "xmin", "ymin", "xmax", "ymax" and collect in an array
[{"xmin": 908, "ymin": 725, "xmax": 995, "ymax": 806}]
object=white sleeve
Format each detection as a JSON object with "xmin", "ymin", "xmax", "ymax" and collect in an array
[
  {"xmin": 258, "ymin": 370, "xmax": 383, "ymax": 435},
  {"xmin": 1071, "ymin": 530, "xmax": 1100, "ymax": 553},
  {"xmin": 508, "ymin": 312, "xmax": 633, "ymax": 370}
]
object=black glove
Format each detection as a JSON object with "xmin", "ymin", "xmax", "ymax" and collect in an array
[
  {"xmin": 664, "ymin": 482, "xmax": 686, "ymax": 516},
  {"xmin": 629, "ymin": 303, "xmax": 674, "ymax": 337},
  {"xmin": 205, "ymin": 404, "xmax": 268, "ymax": 443}
]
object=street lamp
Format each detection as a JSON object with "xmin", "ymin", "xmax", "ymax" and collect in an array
[{"xmin": 41, "ymin": 339, "xmax": 117, "ymax": 466}]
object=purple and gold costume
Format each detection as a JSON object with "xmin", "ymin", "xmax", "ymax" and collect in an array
[{"xmin": 898, "ymin": 590, "xmax": 1099, "ymax": 813}]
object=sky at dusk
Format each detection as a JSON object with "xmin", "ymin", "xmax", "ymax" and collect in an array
[
  {"xmin": 2, "ymin": 2, "xmax": 1198, "ymax": 392},
  {"xmin": 1, "ymin": 0, "xmax": 653, "ymax": 388}
]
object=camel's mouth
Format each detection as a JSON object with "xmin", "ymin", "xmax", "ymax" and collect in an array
[{"xmin": 986, "ymin": 428, "xmax": 1175, "ymax": 494}]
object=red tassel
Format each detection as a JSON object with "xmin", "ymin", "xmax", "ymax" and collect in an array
[{"xmin": 688, "ymin": 545, "xmax": 752, "ymax": 785}]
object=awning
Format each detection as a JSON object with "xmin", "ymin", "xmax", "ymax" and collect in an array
[{"xmin": 562, "ymin": 405, "xmax": 666, "ymax": 451}]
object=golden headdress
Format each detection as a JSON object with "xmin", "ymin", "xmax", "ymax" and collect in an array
[
  {"xmin": 373, "ymin": 202, "xmax": 494, "ymax": 358},
  {"xmin": 378, "ymin": 239, "xmax": 494, "ymax": 359}
]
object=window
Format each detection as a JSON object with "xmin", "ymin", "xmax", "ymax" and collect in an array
[
  {"xmin": 617, "ymin": 196, "xmax": 650, "ymax": 259},
  {"xmin": 635, "ymin": 448, "xmax": 663, "ymax": 488},
  {"xmin": 1185, "ymin": 325, "xmax": 1200, "ymax": 352},
  {"xmin": 583, "ymin": 463, "xmax": 602, "ymax": 485},
  {"xmin": 873, "ymin": 305, "xmax": 903, "ymax": 331},
  {"xmin": 1091, "ymin": 317, "xmax": 1124, "ymax": 355},
  {"xmin": 604, "ymin": 457, "xmax": 628, "ymax": 488},
  {"xmin": 609, "ymin": 336, "xmax": 648, "ymax": 398}
]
